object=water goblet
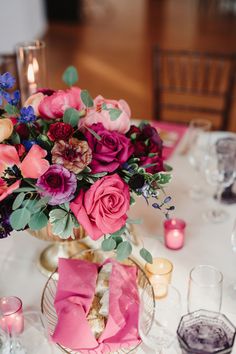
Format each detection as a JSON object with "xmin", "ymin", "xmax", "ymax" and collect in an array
[
  {"xmin": 203, "ymin": 138, "xmax": 236, "ymax": 223},
  {"xmin": 225, "ymin": 217, "xmax": 236, "ymax": 314},
  {"xmin": 139, "ymin": 284, "xmax": 182, "ymax": 353},
  {"xmin": 187, "ymin": 118, "xmax": 212, "ymax": 200},
  {"xmin": 187, "ymin": 265, "xmax": 223, "ymax": 313}
]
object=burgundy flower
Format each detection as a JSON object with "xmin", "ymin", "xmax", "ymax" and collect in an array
[
  {"xmin": 140, "ymin": 155, "xmax": 164, "ymax": 174},
  {"xmin": 36, "ymin": 164, "xmax": 77, "ymax": 205},
  {"xmin": 15, "ymin": 123, "xmax": 30, "ymax": 139},
  {"xmin": 51, "ymin": 138, "xmax": 92, "ymax": 174},
  {"xmin": 47, "ymin": 122, "xmax": 74, "ymax": 142},
  {"xmin": 84, "ymin": 123, "xmax": 134, "ymax": 173}
]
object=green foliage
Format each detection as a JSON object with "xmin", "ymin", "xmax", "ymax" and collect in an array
[
  {"xmin": 109, "ymin": 108, "xmax": 122, "ymax": 121},
  {"xmin": 10, "ymin": 208, "xmax": 31, "ymax": 230},
  {"xmin": 116, "ymin": 241, "xmax": 132, "ymax": 261},
  {"xmin": 28, "ymin": 211, "xmax": 48, "ymax": 230},
  {"xmin": 62, "ymin": 66, "xmax": 78, "ymax": 86},
  {"xmin": 12, "ymin": 192, "xmax": 25, "ymax": 210},
  {"xmin": 5, "ymin": 104, "xmax": 19, "ymax": 116},
  {"xmin": 10, "ymin": 131, "xmax": 21, "ymax": 145},
  {"xmin": 49, "ymin": 208, "xmax": 78, "ymax": 239},
  {"xmin": 63, "ymin": 108, "xmax": 80, "ymax": 127},
  {"xmin": 140, "ymin": 248, "xmax": 153, "ymax": 263},
  {"xmin": 101, "ymin": 237, "xmax": 116, "ymax": 252},
  {"xmin": 81, "ymin": 90, "xmax": 93, "ymax": 108}
]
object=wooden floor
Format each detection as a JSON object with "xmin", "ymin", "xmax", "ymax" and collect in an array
[{"xmin": 44, "ymin": 0, "xmax": 236, "ymax": 131}]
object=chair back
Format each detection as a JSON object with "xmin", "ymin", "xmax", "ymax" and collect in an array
[{"xmin": 153, "ymin": 48, "xmax": 236, "ymax": 129}]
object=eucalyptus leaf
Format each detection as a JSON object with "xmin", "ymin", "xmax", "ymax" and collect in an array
[
  {"xmin": 116, "ymin": 241, "xmax": 132, "ymax": 261},
  {"xmin": 51, "ymin": 217, "xmax": 68, "ymax": 236},
  {"xmin": 111, "ymin": 235, "xmax": 123, "ymax": 247},
  {"xmin": 9, "ymin": 208, "xmax": 31, "ymax": 230},
  {"xmin": 140, "ymin": 248, "xmax": 153, "ymax": 264},
  {"xmin": 63, "ymin": 108, "xmax": 80, "ymax": 127},
  {"xmin": 34, "ymin": 196, "xmax": 51, "ymax": 211},
  {"xmin": 101, "ymin": 237, "xmax": 116, "ymax": 252},
  {"xmin": 12, "ymin": 193, "xmax": 25, "ymax": 210},
  {"xmin": 49, "ymin": 209, "xmax": 68, "ymax": 222},
  {"xmin": 13, "ymin": 187, "xmax": 36, "ymax": 193},
  {"xmin": 62, "ymin": 66, "xmax": 78, "ymax": 86},
  {"xmin": 81, "ymin": 90, "xmax": 94, "ymax": 108},
  {"xmin": 110, "ymin": 226, "xmax": 126, "ymax": 238},
  {"xmin": 126, "ymin": 218, "xmax": 142, "ymax": 225},
  {"xmin": 28, "ymin": 211, "xmax": 48, "ymax": 230},
  {"xmin": 109, "ymin": 108, "xmax": 122, "ymax": 121}
]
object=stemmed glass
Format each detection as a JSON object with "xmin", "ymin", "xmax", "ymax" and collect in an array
[
  {"xmin": 187, "ymin": 119, "xmax": 212, "ymax": 200},
  {"xmin": 203, "ymin": 138, "xmax": 236, "ymax": 223},
  {"xmin": 139, "ymin": 284, "xmax": 181, "ymax": 353}
]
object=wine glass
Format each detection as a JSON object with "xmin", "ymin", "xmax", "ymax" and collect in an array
[
  {"xmin": 187, "ymin": 118, "xmax": 212, "ymax": 200},
  {"xmin": 139, "ymin": 284, "xmax": 181, "ymax": 353},
  {"xmin": 187, "ymin": 265, "xmax": 223, "ymax": 313},
  {"xmin": 203, "ymin": 138, "xmax": 236, "ymax": 223}
]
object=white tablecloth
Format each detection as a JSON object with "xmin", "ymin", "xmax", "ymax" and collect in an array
[{"xmin": 0, "ymin": 136, "xmax": 236, "ymax": 353}]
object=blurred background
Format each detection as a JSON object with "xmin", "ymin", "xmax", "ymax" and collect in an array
[{"xmin": 1, "ymin": 0, "xmax": 236, "ymax": 131}]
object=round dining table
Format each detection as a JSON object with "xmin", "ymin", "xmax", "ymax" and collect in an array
[{"xmin": 0, "ymin": 130, "xmax": 235, "ymax": 353}]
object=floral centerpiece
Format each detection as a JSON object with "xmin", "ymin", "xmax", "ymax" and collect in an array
[{"xmin": 0, "ymin": 67, "xmax": 173, "ymax": 263}]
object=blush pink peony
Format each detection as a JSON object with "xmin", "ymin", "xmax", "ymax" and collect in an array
[
  {"xmin": 38, "ymin": 87, "xmax": 84, "ymax": 119},
  {"xmin": 79, "ymin": 95, "xmax": 131, "ymax": 134},
  {"xmin": 70, "ymin": 174, "xmax": 130, "ymax": 240}
]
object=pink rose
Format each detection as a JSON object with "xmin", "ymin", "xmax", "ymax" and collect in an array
[
  {"xmin": 84, "ymin": 123, "xmax": 134, "ymax": 173},
  {"xmin": 38, "ymin": 87, "xmax": 84, "ymax": 119},
  {"xmin": 23, "ymin": 92, "xmax": 45, "ymax": 116},
  {"xmin": 79, "ymin": 95, "xmax": 131, "ymax": 133},
  {"xmin": 70, "ymin": 174, "xmax": 130, "ymax": 240}
]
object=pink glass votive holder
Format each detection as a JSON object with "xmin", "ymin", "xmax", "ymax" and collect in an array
[
  {"xmin": 0, "ymin": 296, "xmax": 24, "ymax": 334},
  {"xmin": 164, "ymin": 218, "xmax": 186, "ymax": 250}
]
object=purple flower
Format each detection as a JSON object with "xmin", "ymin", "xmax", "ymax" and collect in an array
[
  {"xmin": 19, "ymin": 106, "xmax": 36, "ymax": 123},
  {"xmin": 0, "ymin": 72, "xmax": 15, "ymax": 89},
  {"xmin": 36, "ymin": 165, "xmax": 77, "ymax": 205}
]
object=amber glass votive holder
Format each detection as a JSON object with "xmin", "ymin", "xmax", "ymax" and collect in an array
[{"xmin": 145, "ymin": 258, "xmax": 173, "ymax": 299}]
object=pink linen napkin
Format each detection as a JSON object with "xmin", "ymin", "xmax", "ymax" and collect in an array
[
  {"xmin": 52, "ymin": 258, "xmax": 140, "ymax": 354},
  {"xmin": 152, "ymin": 121, "xmax": 187, "ymax": 160}
]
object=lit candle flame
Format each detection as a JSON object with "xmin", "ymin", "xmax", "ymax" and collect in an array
[{"xmin": 27, "ymin": 63, "xmax": 35, "ymax": 84}]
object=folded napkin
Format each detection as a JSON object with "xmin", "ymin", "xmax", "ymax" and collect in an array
[{"xmin": 52, "ymin": 258, "xmax": 140, "ymax": 354}]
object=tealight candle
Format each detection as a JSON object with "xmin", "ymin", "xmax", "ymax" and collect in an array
[
  {"xmin": 0, "ymin": 296, "xmax": 24, "ymax": 335},
  {"xmin": 164, "ymin": 218, "xmax": 186, "ymax": 250},
  {"xmin": 145, "ymin": 258, "xmax": 173, "ymax": 299}
]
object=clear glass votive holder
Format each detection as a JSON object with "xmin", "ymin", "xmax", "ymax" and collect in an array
[
  {"xmin": 0, "ymin": 296, "xmax": 24, "ymax": 335},
  {"xmin": 164, "ymin": 218, "xmax": 186, "ymax": 250},
  {"xmin": 187, "ymin": 265, "xmax": 223, "ymax": 313},
  {"xmin": 177, "ymin": 310, "xmax": 236, "ymax": 354},
  {"xmin": 145, "ymin": 258, "xmax": 173, "ymax": 299},
  {"xmin": 16, "ymin": 40, "xmax": 47, "ymax": 104}
]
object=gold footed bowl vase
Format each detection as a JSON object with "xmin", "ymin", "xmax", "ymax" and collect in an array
[{"xmin": 28, "ymin": 224, "xmax": 90, "ymax": 277}]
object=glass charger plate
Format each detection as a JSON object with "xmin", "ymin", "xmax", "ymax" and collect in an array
[{"xmin": 41, "ymin": 249, "xmax": 155, "ymax": 354}]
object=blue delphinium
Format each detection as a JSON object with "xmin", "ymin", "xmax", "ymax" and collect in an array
[
  {"xmin": 0, "ymin": 72, "xmax": 15, "ymax": 89},
  {"xmin": 0, "ymin": 72, "xmax": 20, "ymax": 106},
  {"xmin": 18, "ymin": 106, "xmax": 36, "ymax": 123}
]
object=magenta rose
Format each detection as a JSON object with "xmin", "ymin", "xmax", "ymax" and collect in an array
[
  {"xmin": 36, "ymin": 164, "xmax": 77, "ymax": 205},
  {"xmin": 79, "ymin": 95, "xmax": 131, "ymax": 133},
  {"xmin": 84, "ymin": 123, "xmax": 134, "ymax": 173},
  {"xmin": 38, "ymin": 87, "xmax": 85, "ymax": 119},
  {"xmin": 70, "ymin": 174, "xmax": 130, "ymax": 240}
]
